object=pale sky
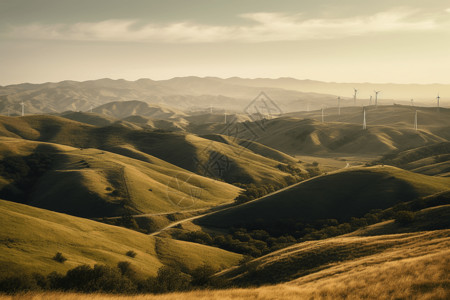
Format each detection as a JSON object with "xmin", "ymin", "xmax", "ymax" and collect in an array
[{"xmin": 1, "ymin": 0, "xmax": 450, "ymax": 85}]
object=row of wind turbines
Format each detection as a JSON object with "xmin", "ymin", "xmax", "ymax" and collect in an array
[{"xmin": 319, "ymin": 88, "xmax": 443, "ymax": 131}]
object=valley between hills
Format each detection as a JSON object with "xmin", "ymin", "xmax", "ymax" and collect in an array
[{"xmin": 0, "ymin": 78, "xmax": 449, "ymax": 299}]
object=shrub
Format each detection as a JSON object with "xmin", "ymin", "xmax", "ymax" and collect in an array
[
  {"xmin": 53, "ymin": 252, "xmax": 67, "ymax": 263},
  {"xmin": 395, "ymin": 211, "xmax": 415, "ymax": 225},
  {"xmin": 126, "ymin": 250, "xmax": 137, "ymax": 258},
  {"xmin": 154, "ymin": 266, "xmax": 190, "ymax": 293},
  {"xmin": 190, "ymin": 265, "xmax": 217, "ymax": 287},
  {"xmin": 117, "ymin": 261, "xmax": 136, "ymax": 279},
  {"xmin": 0, "ymin": 274, "xmax": 39, "ymax": 293},
  {"xmin": 63, "ymin": 264, "xmax": 136, "ymax": 293}
]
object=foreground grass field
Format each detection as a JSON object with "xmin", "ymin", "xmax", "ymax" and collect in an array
[{"xmin": 1, "ymin": 231, "xmax": 448, "ymax": 299}]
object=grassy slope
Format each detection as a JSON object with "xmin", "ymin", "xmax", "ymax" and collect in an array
[
  {"xmin": 348, "ymin": 205, "xmax": 450, "ymax": 236},
  {"xmin": 59, "ymin": 111, "xmax": 119, "ymax": 127},
  {"xmin": 216, "ymin": 205, "xmax": 450, "ymax": 285},
  {"xmin": 217, "ymin": 230, "xmax": 450, "ymax": 286},
  {"xmin": 379, "ymin": 142, "xmax": 450, "ymax": 176},
  {"xmin": 190, "ymin": 106, "xmax": 450, "ymax": 156},
  {"xmin": 285, "ymin": 105, "xmax": 450, "ymax": 127},
  {"xmin": 0, "ymin": 115, "xmax": 298, "ymax": 186},
  {"xmin": 0, "ymin": 137, "xmax": 240, "ymax": 217},
  {"xmin": 0, "ymin": 200, "xmax": 242, "ymax": 279},
  {"xmin": 197, "ymin": 166, "xmax": 450, "ymax": 228},
  {"xmin": 6, "ymin": 230, "xmax": 448, "ymax": 299}
]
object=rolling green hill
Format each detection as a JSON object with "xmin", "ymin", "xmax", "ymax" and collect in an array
[
  {"xmin": 190, "ymin": 106, "xmax": 449, "ymax": 156},
  {"xmin": 0, "ymin": 136, "xmax": 241, "ymax": 218},
  {"xmin": 215, "ymin": 228, "xmax": 450, "ymax": 287},
  {"xmin": 379, "ymin": 142, "xmax": 450, "ymax": 177},
  {"xmin": 0, "ymin": 115, "xmax": 303, "ymax": 186},
  {"xmin": 196, "ymin": 166, "xmax": 450, "ymax": 230},
  {"xmin": 59, "ymin": 111, "xmax": 119, "ymax": 127},
  {"xmin": 93, "ymin": 100, "xmax": 187, "ymax": 120},
  {"xmin": 0, "ymin": 199, "xmax": 242, "ymax": 279}
]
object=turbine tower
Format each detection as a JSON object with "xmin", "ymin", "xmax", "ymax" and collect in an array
[
  {"xmin": 411, "ymin": 99, "xmax": 414, "ymax": 106},
  {"xmin": 321, "ymin": 106, "xmax": 324, "ymax": 123},
  {"xmin": 353, "ymin": 88, "xmax": 358, "ymax": 106},
  {"xmin": 362, "ymin": 107, "xmax": 367, "ymax": 130},
  {"xmin": 369, "ymin": 95, "xmax": 373, "ymax": 106},
  {"xmin": 337, "ymin": 96, "xmax": 341, "ymax": 115},
  {"xmin": 437, "ymin": 94, "xmax": 440, "ymax": 109},
  {"xmin": 21, "ymin": 102, "xmax": 25, "ymax": 116},
  {"xmin": 374, "ymin": 90, "xmax": 380, "ymax": 106},
  {"xmin": 90, "ymin": 105, "xmax": 93, "ymax": 113},
  {"xmin": 209, "ymin": 104, "xmax": 213, "ymax": 114},
  {"xmin": 224, "ymin": 110, "xmax": 227, "ymax": 124},
  {"xmin": 414, "ymin": 110, "xmax": 418, "ymax": 131}
]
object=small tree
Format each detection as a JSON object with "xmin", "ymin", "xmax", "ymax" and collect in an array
[
  {"xmin": 395, "ymin": 211, "xmax": 415, "ymax": 225},
  {"xmin": 53, "ymin": 252, "xmax": 67, "ymax": 263},
  {"xmin": 125, "ymin": 250, "xmax": 137, "ymax": 258}
]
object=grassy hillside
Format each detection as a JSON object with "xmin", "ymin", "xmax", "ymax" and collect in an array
[
  {"xmin": 93, "ymin": 100, "xmax": 186, "ymax": 120},
  {"xmin": 0, "ymin": 137, "xmax": 241, "ymax": 217},
  {"xmin": 216, "ymin": 229, "xmax": 450, "ymax": 286},
  {"xmin": 349, "ymin": 204, "xmax": 450, "ymax": 236},
  {"xmin": 200, "ymin": 134, "xmax": 298, "ymax": 164},
  {"xmin": 59, "ymin": 111, "xmax": 119, "ymax": 127},
  {"xmin": 0, "ymin": 199, "xmax": 242, "ymax": 279},
  {"xmin": 6, "ymin": 229, "xmax": 448, "ymax": 299},
  {"xmin": 190, "ymin": 107, "xmax": 449, "ymax": 156},
  {"xmin": 196, "ymin": 166, "xmax": 450, "ymax": 229},
  {"xmin": 285, "ymin": 105, "xmax": 450, "ymax": 128},
  {"xmin": 379, "ymin": 142, "xmax": 450, "ymax": 176},
  {"xmin": 0, "ymin": 115, "xmax": 303, "ymax": 186}
]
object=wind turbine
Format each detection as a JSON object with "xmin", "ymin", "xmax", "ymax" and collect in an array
[
  {"xmin": 209, "ymin": 104, "xmax": 213, "ymax": 114},
  {"xmin": 369, "ymin": 95, "xmax": 373, "ymax": 106},
  {"xmin": 437, "ymin": 94, "xmax": 440, "ymax": 109},
  {"xmin": 224, "ymin": 110, "xmax": 227, "ymax": 124},
  {"xmin": 414, "ymin": 110, "xmax": 418, "ymax": 131},
  {"xmin": 21, "ymin": 102, "xmax": 25, "ymax": 116},
  {"xmin": 374, "ymin": 90, "xmax": 380, "ymax": 107},
  {"xmin": 337, "ymin": 96, "xmax": 341, "ymax": 115},
  {"xmin": 362, "ymin": 107, "xmax": 367, "ymax": 130},
  {"xmin": 411, "ymin": 99, "xmax": 414, "ymax": 106},
  {"xmin": 90, "ymin": 105, "xmax": 93, "ymax": 113},
  {"xmin": 353, "ymin": 88, "xmax": 358, "ymax": 106},
  {"xmin": 321, "ymin": 106, "xmax": 324, "ymax": 123}
]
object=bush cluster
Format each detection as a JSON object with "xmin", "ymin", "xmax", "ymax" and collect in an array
[
  {"xmin": 0, "ymin": 262, "xmax": 222, "ymax": 294},
  {"xmin": 175, "ymin": 199, "xmax": 430, "ymax": 258}
]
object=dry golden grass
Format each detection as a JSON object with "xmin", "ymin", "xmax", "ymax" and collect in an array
[{"xmin": 2, "ymin": 231, "xmax": 448, "ymax": 299}]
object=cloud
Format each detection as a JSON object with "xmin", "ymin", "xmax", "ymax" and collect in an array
[
  {"xmin": 5, "ymin": 9, "xmax": 438, "ymax": 43},
  {"xmin": 446, "ymin": 8, "xmax": 450, "ymax": 13}
]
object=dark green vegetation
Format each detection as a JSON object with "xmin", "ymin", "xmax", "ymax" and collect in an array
[{"xmin": 0, "ymin": 263, "xmax": 220, "ymax": 294}]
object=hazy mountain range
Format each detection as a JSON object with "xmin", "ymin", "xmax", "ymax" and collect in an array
[{"xmin": 1, "ymin": 77, "xmax": 448, "ymax": 117}]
